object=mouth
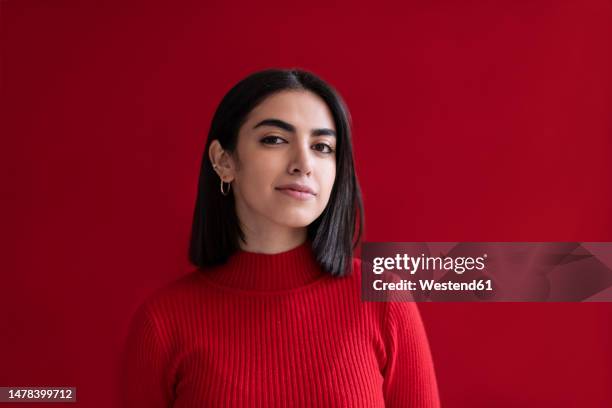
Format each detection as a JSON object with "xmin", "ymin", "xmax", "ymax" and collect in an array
[{"xmin": 275, "ymin": 188, "xmax": 316, "ymax": 201}]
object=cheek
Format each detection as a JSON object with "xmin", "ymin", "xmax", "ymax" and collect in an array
[
  {"xmin": 318, "ymin": 163, "xmax": 337, "ymax": 199},
  {"xmin": 326, "ymin": 158, "xmax": 337, "ymax": 181},
  {"xmin": 235, "ymin": 155, "xmax": 280, "ymax": 194}
]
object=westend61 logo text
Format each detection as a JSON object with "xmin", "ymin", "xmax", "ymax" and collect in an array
[{"xmin": 372, "ymin": 253, "xmax": 488, "ymax": 275}]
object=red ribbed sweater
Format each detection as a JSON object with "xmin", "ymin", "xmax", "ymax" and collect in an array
[{"xmin": 120, "ymin": 241, "xmax": 440, "ymax": 407}]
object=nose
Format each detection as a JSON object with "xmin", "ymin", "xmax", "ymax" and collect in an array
[{"xmin": 288, "ymin": 140, "xmax": 314, "ymax": 176}]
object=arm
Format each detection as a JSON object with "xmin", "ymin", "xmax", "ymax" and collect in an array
[
  {"xmin": 382, "ymin": 301, "xmax": 441, "ymax": 407},
  {"xmin": 120, "ymin": 303, "xmax": 173, "ymax": 408}
]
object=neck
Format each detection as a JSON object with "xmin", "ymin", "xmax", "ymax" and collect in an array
[
  {"xmin": 238, "ymin": 226, "xmax": 308, "ymax": 254},
  {"xmin": 200, "ymin": 238, "xmax": 326, "ymax": 292}
]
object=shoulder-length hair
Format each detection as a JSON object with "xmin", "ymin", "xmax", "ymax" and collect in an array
[{"xmin": 188, "ymin": 68, "xmax": 364, "ymax": 277}]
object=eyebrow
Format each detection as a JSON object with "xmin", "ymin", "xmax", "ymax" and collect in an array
[{"xmin": 252, "ymin": 118, "xmax": 336, "ymax": 137}]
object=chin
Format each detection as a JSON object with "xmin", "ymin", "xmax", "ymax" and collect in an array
[{"xmin": 271, "ymin": 212, "xmax": 317, "ymax": 228}]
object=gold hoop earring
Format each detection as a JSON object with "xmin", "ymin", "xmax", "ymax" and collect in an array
[
  {"xmin": 220, "ymin": 179, "xmax": 231, "ymax": 196},
  {"xmin": 212, "ymin": 163, "xmax": 231, "ymax": 196}
]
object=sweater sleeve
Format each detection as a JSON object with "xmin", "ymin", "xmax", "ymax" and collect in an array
[
  {"xmin": 120, "ymin": 303, "xmax": 173, "ymax": 408},
  {"xmin": 382, "ymin": 301, "xmax": 441, "ymax": 407}
]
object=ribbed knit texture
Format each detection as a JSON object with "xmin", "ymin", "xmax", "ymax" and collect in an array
[{"xmin": 120, "ymin": 240, "xmax": 440, "ymax": 407}]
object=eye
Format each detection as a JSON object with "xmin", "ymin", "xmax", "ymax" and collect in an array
[
  {"xmin": 313, "ymin": 143, "xmax": 335, "ymax": 154},
  {"xmin": 260, "ymin": 135, "xmax": 287, "ymax": 145}
]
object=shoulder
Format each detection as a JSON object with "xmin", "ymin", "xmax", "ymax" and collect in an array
[
  {"xmin": 327, "ymin": 256, "xmax": 364, "ymax": 292},
  {"xmin": 351, "ymin": 256, "xmax": 424, "ymax": 326},
  {"xmin": 384, "ymin": 299, "xmax": 423, "ymax": 326},
  {"xmin": 131, "ymin": 269, "xmax": 203, "ymax": 324}
]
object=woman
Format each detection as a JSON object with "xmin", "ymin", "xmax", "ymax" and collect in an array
[{"xmin": 121, "ymin": 68, "xmax": 440, "ymax": 407}]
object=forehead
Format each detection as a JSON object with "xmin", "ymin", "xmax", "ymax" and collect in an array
[{"xmin": 245, "ymin": 90, "xmax": 336, "ymax": 131}]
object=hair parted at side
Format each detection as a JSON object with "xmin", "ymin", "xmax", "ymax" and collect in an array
[{"xmin": 188, "ymin": 68, "xmax": 364, "ymax": 277}]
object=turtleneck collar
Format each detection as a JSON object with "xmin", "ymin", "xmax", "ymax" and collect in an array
[{"xmin": 200, "ymin": 240, "xmax": 327, "ymax": 292}]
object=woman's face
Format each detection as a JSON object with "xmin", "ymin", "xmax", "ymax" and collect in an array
[{"xmin": 228, "ymin": 90, "xmax": 337, "ymax": 234}]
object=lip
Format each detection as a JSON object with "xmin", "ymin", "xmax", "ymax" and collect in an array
[
  {"xmin": 275, "ymin": 183, "xmax": 316, "ymax": 201},
  {"xmin": 276, "ymin": 188, "xmax": 316, "ymax": 201},
  {"xmin": 275, "ymin": 183, "xmax": 316, "ymax": 195}
]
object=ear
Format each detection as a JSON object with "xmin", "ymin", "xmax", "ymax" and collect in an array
[{"xmin": 209, "ymin": 140, "xmax": 235, "ymax": 182}]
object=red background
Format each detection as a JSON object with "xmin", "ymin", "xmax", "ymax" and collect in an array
[{"xmin": 2, "ymin": 0, "xmax": 611, "ymax": 406}]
